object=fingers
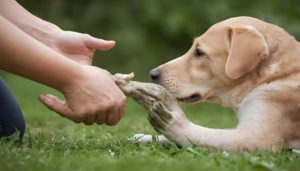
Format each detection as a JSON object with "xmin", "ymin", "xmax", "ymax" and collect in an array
[
  {"xmin": 102, "ymin": 93, "xmax": 126, "ymax": 126},
  {"xmin": 86, "ymin": 102, "xmax": 124, "ymax": 126},
  {"xmin": 38, "ymin": 94, "xmax": 80, "ymax": 122},
  {"xmin": 95, "ymin": 110, "xmax": 107, "ymax": 125},
  {"xmin": 83, "ymin": 116, "xmax": 96, "ymax": 125},
  {"xmin": 105, "ymin": 105, "xmax": 119, "ymax": 126},
  {"xmin": 84, "ymin": 34, "xmax": 116, "ymax": 51},
  {"xmin": 85, "ymin": 95, "xmax": 126, "ymax": 126},
  {"xmin": 118, "ymin": 99, "xmax": 126, "ymax": 121}
]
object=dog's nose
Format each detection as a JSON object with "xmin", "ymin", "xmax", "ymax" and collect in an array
[{"xmin": 150, "ymin": 68, "xmax": 161, "ymax": 82}]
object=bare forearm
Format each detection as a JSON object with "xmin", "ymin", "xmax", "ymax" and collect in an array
[
  {"xmin": 0, "ymin": 0, "xmax": 61, "ymax": 46},
  {"xmin": 0, "ymin": 16, "xmax": 81, "ymax": 91}
]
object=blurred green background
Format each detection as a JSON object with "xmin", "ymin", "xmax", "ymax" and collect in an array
[{"xmin": 19, "ymin": 0, "xmax": 300, "ymax": 81}]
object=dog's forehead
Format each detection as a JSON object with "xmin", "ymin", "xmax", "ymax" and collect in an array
[
  {"xmin": 195, "ymin": 22, "xmax": 230, "ymax": 43},
  {"xmin": 194, "ymin": 17, "xmax": 268, "ymax": 47},
  {"xmin": 194, "ymin": 26, "xmax": 227, "ymax": 49}
]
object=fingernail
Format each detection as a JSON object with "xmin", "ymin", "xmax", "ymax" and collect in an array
[
  {"xmin": 107, "ymin": 40, "xmax": 116, "ymax": 44},
  {"xmin": 38, "ymin": 95, "xmax": 45, "ymax": 100}
]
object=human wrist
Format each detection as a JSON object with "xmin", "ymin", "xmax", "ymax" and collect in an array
[
  {"xmin": 26, "ymin": 20, "xmax": 62, "ymax": 48},
  {"xmin": 55, "ymin": 63, "xmax": 87, "ymax": 93}
]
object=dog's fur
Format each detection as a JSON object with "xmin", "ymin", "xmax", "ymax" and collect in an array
[{"xmin": 144, "ymin": 17, "xmax": 300, "ymax": 151}]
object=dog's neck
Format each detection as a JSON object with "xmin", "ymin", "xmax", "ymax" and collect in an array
[{"xmin": 258, "ymin": 33, "xmax": 300, "ymax": 83}]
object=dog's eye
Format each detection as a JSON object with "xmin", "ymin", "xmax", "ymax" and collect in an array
[{"xmin": 194, "ymin": 49, "xmax": 205, "ymax": 58}]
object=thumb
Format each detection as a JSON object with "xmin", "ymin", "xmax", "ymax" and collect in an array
[
  {"xmin": 85, "ymin": 36, "xmax": 116, "ymax": 51},
  {"xmin": 38, "ymin": 94, "xmax": 79, "ymax": 122}
]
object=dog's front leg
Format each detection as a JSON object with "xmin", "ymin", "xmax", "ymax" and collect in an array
[{"xmin": 148, "ymin": 99, "xmax": 284, "ymax": 151}]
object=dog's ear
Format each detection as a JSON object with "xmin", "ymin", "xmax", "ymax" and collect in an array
[{"xmin": 225, "ymin": 26, "xmax": 269, "ymax": 79}]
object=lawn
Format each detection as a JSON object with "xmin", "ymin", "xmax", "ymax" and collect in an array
[{"xmin": 0, "ymin": 74, "xmax": 299, "ymax": 171}]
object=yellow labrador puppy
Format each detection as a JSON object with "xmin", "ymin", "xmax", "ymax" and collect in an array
[{"xmin": 137, "ymin": 16, "xmax": 300, "ymax": 151}]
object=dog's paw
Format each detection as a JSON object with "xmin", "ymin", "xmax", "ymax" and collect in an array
[
  {"xmin": 147, "ymin": 103, "xmax": 175, "ymax": 132},
  {"xmin": 128, "ymin": 133, "xmax": 172, "ymax": 144},
  {"xmin": 146, "ymin": 102, "xmax": 194, "ymax": 145},
  {"xmin": 148, "ymin": 102, "xmax": 188, "ymax": 132}
]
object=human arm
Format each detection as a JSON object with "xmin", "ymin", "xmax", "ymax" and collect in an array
[
  {"xmin": 0, "ymin": 0, "xmax": 115, "ymax": 65},
  {"xmin": 0, "ymin": 15, "xmax": 125, "ymax": 125}
]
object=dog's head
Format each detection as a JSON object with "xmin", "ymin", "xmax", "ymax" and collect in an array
[{"xmin": 150, "ymin": 17, "xmax": 274, "ymax": 104}]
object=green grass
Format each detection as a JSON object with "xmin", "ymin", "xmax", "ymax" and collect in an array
[{"xmin": 0, "ymin": 74, "xmax": 299, "ymax": 171}]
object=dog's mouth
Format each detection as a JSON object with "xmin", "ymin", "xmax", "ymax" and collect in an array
[{"xmin": 177, "ymin": 93, "xmax": 202, "ymax": 103}]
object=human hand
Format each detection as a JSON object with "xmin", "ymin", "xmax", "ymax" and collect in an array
[
  {"xmin": 51, "ymin": 31, "xmax": 115, "ymax": 65},
  {"xmin": 38, "ymin": 66, "xmax": 126, "ymax": 125}
]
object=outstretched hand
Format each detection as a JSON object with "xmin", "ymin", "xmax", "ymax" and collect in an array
[
  {"xmin": 38, "ymin": 66, "xmax": 126, "ymax": 125},
  {"xmin": 51, "ymin": 31, "xmax": 115, "ymax": 65}
]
